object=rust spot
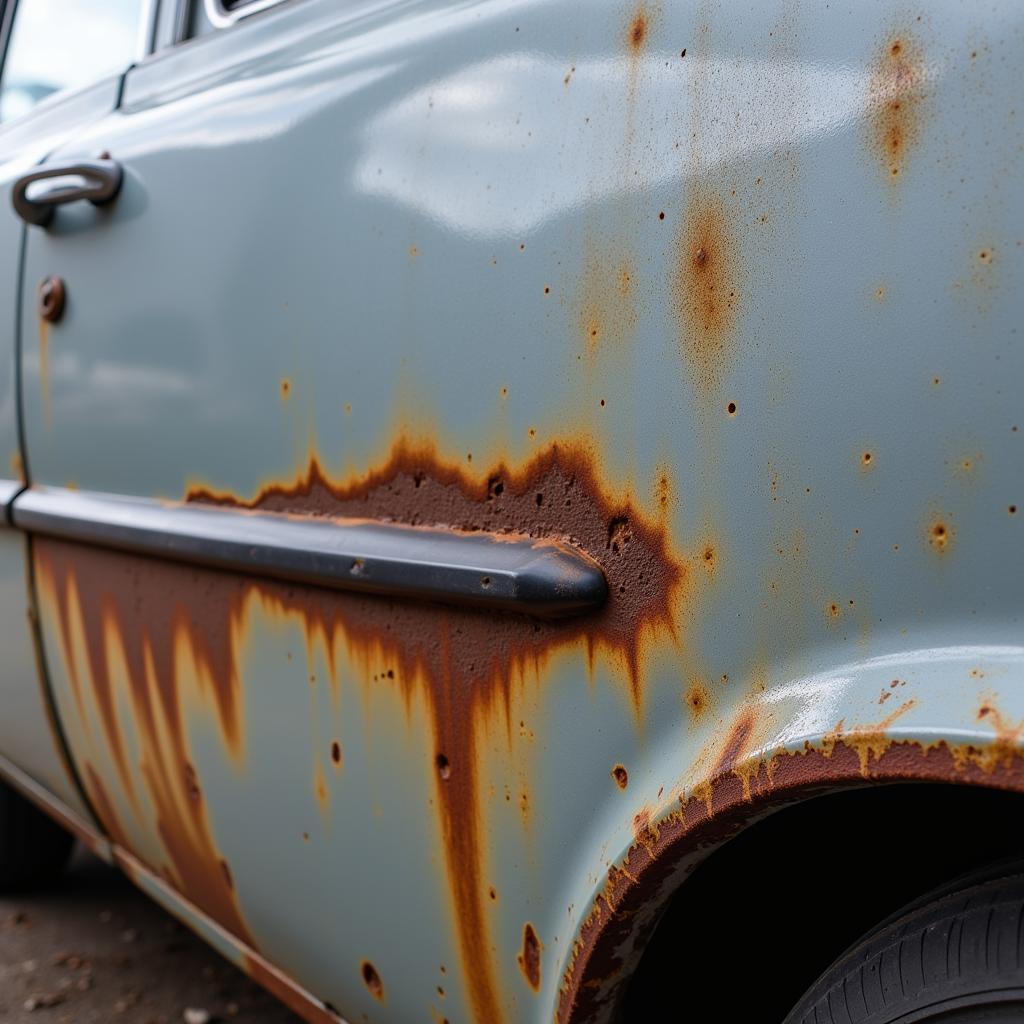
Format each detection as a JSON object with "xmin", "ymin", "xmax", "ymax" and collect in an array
[
  {"xmin": 627, "ymin": 8, "xmax": 648, "ymax": 52},
  {"xmin": 868, "ymin": 31, "xmax": 928, "ymax": 183},
  {"xmin": 1009, "ymin": 505, "xmax": 1017, "ymax": 516},
  {"xmin": 330, "ymin": 740, "xmax": 342, "ymax": 767},
  {"xmin": 927, "ymin": 518, "xmax": 952, "ymax": 555},
  {"xmin": 578, "ymin": 250, "xmax": 637, "ymax": 356},
  {"xmin": 517, "ymin": 923, "xmax": 542, "ymax": 991},
  {"xmin": 672, "ymin": 187, "xmax": 740, "ymax": 392},
  {"xmin": 361, "ymin": 960, "xmax": 384, "ymax": 1002},
  {"xmin": 279, "ymin": 378, "xmax": 291, "ymax": 401},
  {"xmin": 685, "ymin": 680, "xmax": 711, "ymax": 721},
  {"xmin": 179, "ymin": 438, "xmax": 685, "ymax": 1024},
  {"xmin": 725, "ymin": 401, "xmax": 737, "ymax": 417},
  {"xmin": 826, "ymin": 601, "xmax": 841, "ymax": 622},
  {"xmin": 611, "ymin": 764, "xmax": 629, "ymax": 790},
  {"xmin": 860, "ymin": 451, "xmax": 873, "ymax": 469},
  {"xmin": 9, "ymin": 451, "xmax": 23, "ymax": 483}
]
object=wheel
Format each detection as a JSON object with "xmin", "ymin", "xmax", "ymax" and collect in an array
[
  {"xmin": 785, "ymin": 867, "xmax": 1024, "ymax": 1023},
  {"xmin": 0, "ymin": 779, "xmax": 74, "ymax": 891}
]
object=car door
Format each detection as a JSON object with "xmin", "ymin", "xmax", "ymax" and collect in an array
[
  {"xmin": 15, "ymin": 0, "xmax": 1024, "ymax": 1022},
  {"xmin": 0, "ymin": 0, "xmax": 153, "ymax": 826}
]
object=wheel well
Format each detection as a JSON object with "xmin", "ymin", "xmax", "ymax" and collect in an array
[{"xmin": 621, "ymin": 782, "xmax": 1024, "ymax": 1021}]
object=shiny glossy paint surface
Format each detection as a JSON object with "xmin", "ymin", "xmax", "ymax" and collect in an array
[{"xmin": 9, "ymin": 1, "xmax": 1024, "ymax": 1022}]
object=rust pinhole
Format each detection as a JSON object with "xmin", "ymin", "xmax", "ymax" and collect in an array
[
  {"xmin": 726, "ymin": 401, "xmax": 737, "ymax": 416},
  {"xmin": 535, "ymin": 493, "xmax": 544, "ymax": 506},
  {"xmin": 361, "ymin": 961, "xmax": 384, "ymax": 1001},
  {"xmin": 611, "ymin": 764, "xmax": 628, "ymax": 790},
  {"xmin": 861, "ymin": 451, "xmax": 873, "ymax": 467},
  {"xmin": 1010, "ymin": 505, "xmax": 1018, "ymax": 515},
  {"xmin": 436, "ymin": 753, "xmax": 451, "ymax": 780},
  {"xmin": 480, "ymin": 575, "xmax": 491, "ymax": 589},
  {"xmin": 658, "ymin": 211, "xmax": 666, "ymax": 220},
  {"xmin": 330, "ymin": 740, "xmax": 342, "ymax": 766}
]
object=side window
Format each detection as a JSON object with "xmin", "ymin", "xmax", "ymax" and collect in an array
[{"xmin": 0, "ymin": 0, "xmax": 148, "ymax": 123}]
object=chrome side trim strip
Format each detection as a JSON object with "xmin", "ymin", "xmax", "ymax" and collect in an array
[
  {"xmin": 0, "ymin": 477, "xmax": 23, "ymax": 525},
  {"xmin": 12, "ymin": 487, "xmax": 607, "ymax": 617}
]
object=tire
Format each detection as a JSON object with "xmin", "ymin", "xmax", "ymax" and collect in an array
[
  {"xmin": 0, "ymin": 779, "xmax": 74, "ymax": 891},
  {"xmin": 785, "ymin": 869, "xmax": 1024, "ymax": 1023}
]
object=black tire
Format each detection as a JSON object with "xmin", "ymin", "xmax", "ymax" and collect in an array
[
  {"xmin": 0, "ymin": 779, "xmax": 74, "ymax": 891},
  {"xmin": 784, "ymin": 868, "xmax": 1024, "ymax": 1023}
]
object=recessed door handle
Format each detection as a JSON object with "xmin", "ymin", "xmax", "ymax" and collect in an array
[{"xmin": 12, "ymin": 157, "xmax": 123, "ymax": 227}]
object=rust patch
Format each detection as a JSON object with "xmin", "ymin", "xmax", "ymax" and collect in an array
[
  {"xmin": 672, "ymin": 187, "xmax": 741, "ymax": 392},
  {"xmin": 867, "ymin": 32, "xmax": 928, "ymax": 183},
  {"xmin": 517, "ymin": 923, "xmax": 542, "ymax": 991},
  {"xmin": 926, "ymin": 517, "xmax": 953, "ymax": 555},
  {"xmin": 611, "ymin": 764, "xmax": 629, "ymax": 790},
  {"xmin": 279, "ymin": 378, "xmax": 291, "ymax": 401},
  {"xmin": 361, "ymin": 960, "xmax": 384, "ymax": 1002},
  {"xmin": 186, "ymin": 439, "xmax": 683, "ymax": 1024},
  {"xmin": 557, "ymin": 730, "xmax": 1024, "ymax": 1023},
  {"xmin": 35, "ymin": 541, "xmax": 252, "ymax": 946}
]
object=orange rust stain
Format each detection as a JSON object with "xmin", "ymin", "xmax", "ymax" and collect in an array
[
  {"xmin": 697, "ymin": 543, "xmax": 717, "ymax": 579},
  {"xmin": 517, "ymin": 922, "xmax": 542, "ymax": 991},
  {"xmin": 714, "ymin": 708, "xmax": 756, "ymax": 776},
  {"xmin": 627, "ymin": 7, "xmax": 649, "ymax": 53},
  {"xmin": 611, "ymin": 764, "xmax": 629, "ymax": 790},
  {"xmin": 361, "ymin": 960, "xmax": 384, "ymax": 1002},
  {"xmin": 183, "ymin": 437, "xmax": 684, "ymax": 1024},
  {"xmin": 975, "ymin": 701, "xmax": 1024, "ymax": 773},
  {"xmin": 868, "ymin": 32, "xmax": 928, "ymax": 183},
  {"xmin": 685, "ymin": 679, "xmax": 711, "ymax": 721},
  {"xmin": 860, "ymin": 450, "xmax": 874, "ymax": 470},
  {"xmin": 926, "ymin": 517, "xmax": 953, "ymax": 555},
  {"xmin": 330, "ymin": 739, "xmax": 343, "ymax": 768},
  {"xmin": 279, "ymin": 377, "xmax": 292, "ymax": 402},
  {"xmin": 35, "ymin": 541, "xmax": 252, "ymax": 946},
  {"xmin": 672, "ymin": 187, "xmax": 741, "ymax": 392},
  {"xmin": 825, "ymin": 601, "xmax": 841, "ymax": 623},
  {"xmin": 314, "ymin": 762, "xmax": 329, "ymax": 812},
  {"xmin": 9, "ymin": 451, "xmax": 23, "ymax": 482},
  {"xmin": 725, "ymin": 400, "xmax": 737, "ymax": 417},
  {"xmin": 38, "ymin": 317, "xmax": 51, "ymax": 427},
  {"xmin": 821, "ymin": 699, "xmax": 919, "ymax": 776}
]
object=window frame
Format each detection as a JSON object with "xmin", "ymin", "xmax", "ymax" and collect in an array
[{"xmin": 0, "ymin": 0, "xmax": 161, "ymax": 126}]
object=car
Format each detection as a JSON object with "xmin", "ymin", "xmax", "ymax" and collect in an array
[{"xmin": 0, "ymin": 0, "xmax": 1022, "ymax": 1021}]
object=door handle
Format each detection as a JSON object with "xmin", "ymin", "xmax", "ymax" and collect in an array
[{"xmin": 11, "ymin": 157, "xmax": 123, "ymax": 227}]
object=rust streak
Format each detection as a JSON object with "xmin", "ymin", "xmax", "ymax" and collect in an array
[
  {"xmin": 868, "ymin": 32, "xmax": 928, "ymax": 184},
  {"xmin": 672, "ymin": 187, "xmax": 741, "ymax": 392}
]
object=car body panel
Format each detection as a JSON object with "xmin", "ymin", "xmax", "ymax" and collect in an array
[
  {"xmin": 8, "ymin": 0, "xmax": 1024, "ymax": 1022},
  {"xmin": 0, "ymin": 76, "xmax": 127, "ymax": 825}
]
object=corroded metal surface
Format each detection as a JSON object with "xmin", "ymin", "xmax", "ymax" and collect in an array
[{"xmin": 13, "ymin": 0, "xmax": 1024, "ymax": 1021}]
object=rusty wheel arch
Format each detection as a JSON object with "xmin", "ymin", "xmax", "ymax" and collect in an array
[{"xmin": 557, "ymin": 738, "xmax": 1024, "ymax": 1024}]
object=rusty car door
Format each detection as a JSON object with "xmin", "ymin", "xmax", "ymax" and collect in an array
[
  {"xmin": 0, "ymin": 0, "xmax": 153, "ymax": 826},
  {"xmin": 11, "ymin": 0, "xmax": 1024, "ymax": 1022}
]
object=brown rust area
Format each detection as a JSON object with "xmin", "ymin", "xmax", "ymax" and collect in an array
[
  {"xmin": 557, "ymin": 730, "xmax": 1024, "ymax": 1023},
  {"xmin": 611, "ymin": 764, "xmax": 629, "ymax": 790},
  {"xmin": 361, "ymin": 960, "xmax": 384, "ymax": 1002},
  {"xmin": 188, "ymin": 439, "xmax": 683, "ymax": 1024},
  {"xmin": 684, "ymin": 680, "xmax": 711, "ymax": 722},
  {"xmin": 517, "ymin": 923, "xmax": 542, "ymax": 991},
  {"xmin": 926, "ymin": 516, "xmax": 953, "ymax": 555},
  {"xmin": 35, "ymin": 540, "xmax": 252, "ymax": 947},
  {"xmin": 867, "ymin": 32, "xmax": 928, "ymax": 183},
  {"xmin": 672, "ymin": 187, "xmax": 741, "ymax": 392}
]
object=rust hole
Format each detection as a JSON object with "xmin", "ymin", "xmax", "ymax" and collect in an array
[
  {"xmin": 1009, "ymin": 505, "xmax": 1018, "ymax": 516},
  {"xmin": 611, "ymin": 764, "xmax": 629, "ymax": 790},
  {"xmin": 480, "ymin": 576, "xmax": 491, "ymax": 589},
  {"xmin": 361, "ymin": 961, "xmax": 384, "ymax": 1001},
  {"xmin": 436, "ymin": 753, "xmax": 451, "ymax": 780},
  {"xmin": 726, "ymin": 401, "xmax": 737, "ymax": 416},
  {"xmin": 330, "ymin": 740, "xmax": 342, "ymax": 766}
]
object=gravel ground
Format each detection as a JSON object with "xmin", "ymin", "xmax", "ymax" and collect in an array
[{"xmin": 0, "ymin": 846, "xmax": 304, "ymax": 1024}]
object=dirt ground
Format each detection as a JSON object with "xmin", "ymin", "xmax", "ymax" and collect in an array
[{"xmin": 0, "ymin": 846, "xmax": 304, "ymax": 1024}]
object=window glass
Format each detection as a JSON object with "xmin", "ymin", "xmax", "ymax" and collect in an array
[{"xmin": 0, "ymin": 0, "xmax": 146, "ymax": 123}]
